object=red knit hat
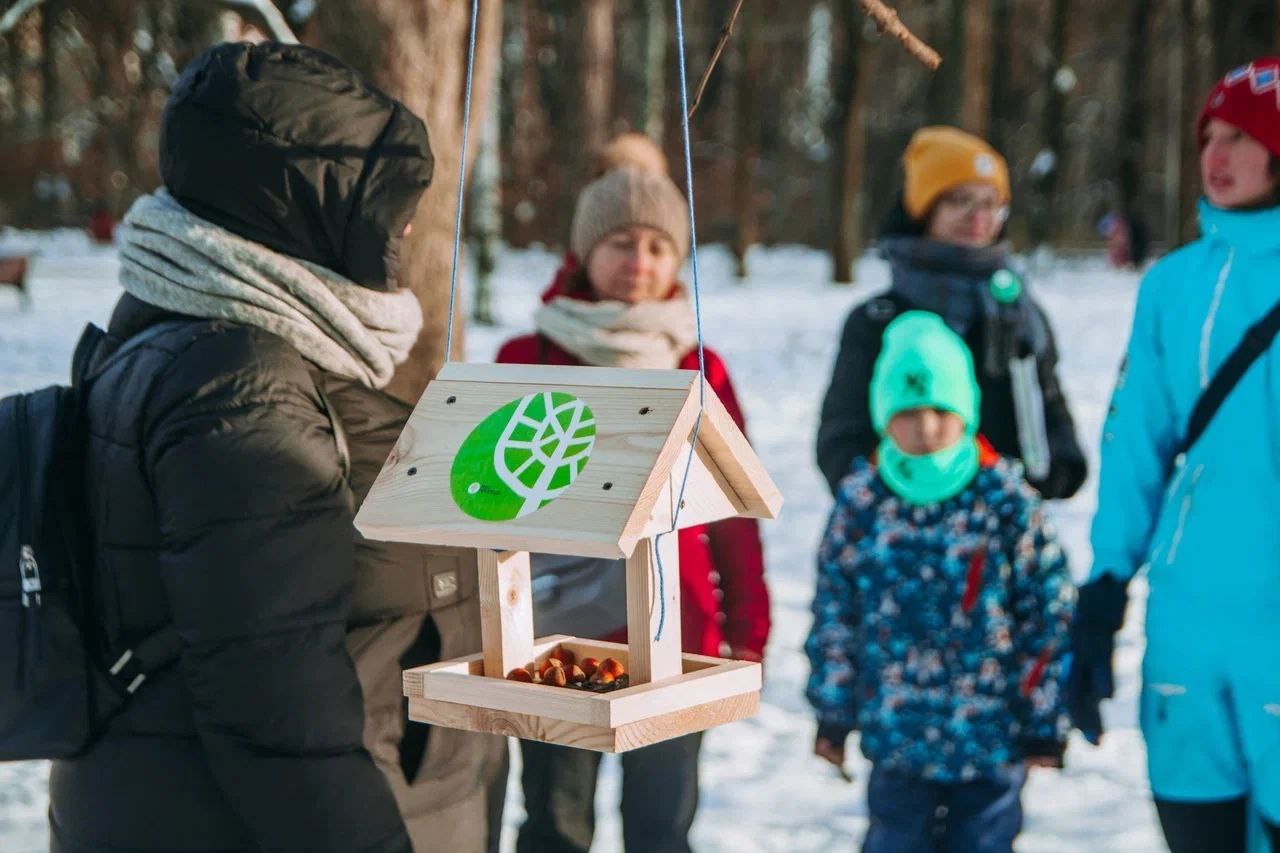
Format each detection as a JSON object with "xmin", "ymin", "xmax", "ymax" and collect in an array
[{"xmin": 1199, "ymin": 58, "xmax": 1280, "ymax": 158}]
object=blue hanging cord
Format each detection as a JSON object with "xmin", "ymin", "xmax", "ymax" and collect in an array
[
  {"xmin": 654, "ymin": 0, "xmax": 708, "ymax": 643},
  {"xmin": 444, "ymin": 0, "xmax": 481, "ymax": 363}
]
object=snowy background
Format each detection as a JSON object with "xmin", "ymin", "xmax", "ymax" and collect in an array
[{"xmin": 0, "ymin": 233, "xmax": 1161, "ymax": 851}]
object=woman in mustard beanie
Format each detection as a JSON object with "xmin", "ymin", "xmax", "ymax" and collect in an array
[
  {"xmin": 817, "ymin": 126, "xmax": 1087, "ymax": 503},
  {"xmin": 495, "ymin": 138, "xmax": 771, "ymax": 853}
]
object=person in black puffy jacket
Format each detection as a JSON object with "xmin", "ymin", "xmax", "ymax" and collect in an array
[
  {"xmin": 49, "ymin": 42, "xmax": 507, "ymax": 852},
  {"xmin": 816, "ymin": 127, "xmax": 1087, "ymax": 500}
]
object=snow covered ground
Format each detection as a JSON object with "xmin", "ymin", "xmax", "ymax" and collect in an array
[{"xmin": 0, "ymin": 233, "xmax": 1162, "ymax": 851}]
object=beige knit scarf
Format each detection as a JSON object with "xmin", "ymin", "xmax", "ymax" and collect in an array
[
  {"xmin": 117, "ymin": 190, "xmax": 423, "ymax": 390},
  {"xmin": 533, "ymin": 288, "xmax": 698, "ymax": 369}
]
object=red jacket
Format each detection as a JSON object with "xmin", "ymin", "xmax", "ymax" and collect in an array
[{"xmin": 493, "ymin": 258, "xmax": 771, "ymax": 660}]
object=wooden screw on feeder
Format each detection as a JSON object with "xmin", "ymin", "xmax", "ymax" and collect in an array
[{"xmin": 356, "ymin": 362, "xmax": 782, "ymax": 752}]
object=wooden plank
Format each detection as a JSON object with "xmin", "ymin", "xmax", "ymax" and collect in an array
[
  {"xmin": 640, "ymin": 440, "xmax": 746, "ymax": 538},
  {"xmin": 697, "ymin": 390, "xmax": 783, "ymax": 520},
  {"xmin": 605, "ymin": 660, "xmax": 760, "ymax": 727},
  {"xmin": 355, "ymin": 375, "xmax": 697, "ymax": 558},
  {"xmin": 478, "ymin": 550, "xmax": 535, "ymax": 678},
  {"xmin": 404, "ymin": 635, "xmax": 572, "ymax": 697},
  {"xmin": 612, "ymin": 691, "xmax": 760, "ymax": 752},
  {"xmin": 617, "ymin": 386, "xmax": 701, "ymax": 555},
  {"xmin": 626, "ymin": 534, "xmax": 683, "ymax": 685},
  {"xmin": 408, "ymin": 695, "xmax": 622, "ymax": 751},
  {"xmin": 420, "ymin": 670, "xmax": 614, "ymax": 727},
  {"xmin": 436, "ymin": 362, "xmax": 700, "ymax": 391},
  {"xmin": 556, "ymin": 637, "xmax": 727, "ymax": 672},
  {"xmin": 408, "ymin": 690, "xmax": 760, "ymax": 753}
]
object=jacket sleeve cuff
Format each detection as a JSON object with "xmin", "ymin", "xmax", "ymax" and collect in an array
[
  {"xmin": 1018, "ymin": 737, "xmax": 1066, "ymax": 766},
  {"xmin": 817, "ymin": 721, "xmax": 854, "ymax": 746}
]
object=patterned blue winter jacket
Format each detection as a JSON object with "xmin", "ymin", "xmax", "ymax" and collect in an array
[{"xmin": 805, "ymin": 453, "xmax": 1074, "ymax": 783}]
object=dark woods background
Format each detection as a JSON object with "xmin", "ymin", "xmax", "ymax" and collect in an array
[{"xmin": 4, "ymin": 0, "xmax": 1280, "ymax": 282}]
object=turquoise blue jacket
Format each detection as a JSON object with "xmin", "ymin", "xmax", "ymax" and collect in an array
[{"xmin": 1091, "ymin": 200, "xmax": 1280, "ymax": 623}]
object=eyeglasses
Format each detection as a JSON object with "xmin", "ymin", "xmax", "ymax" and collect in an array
[{"xmin": 937, "ymin": 193, "xmax": 1011, "ymax": 223}]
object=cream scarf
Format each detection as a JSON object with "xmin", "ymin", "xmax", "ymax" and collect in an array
[
  {"xmin": 534, "ymin": 289, "xmax": 698, "ymax": 369},
  {"xmin": 117, "ymin": 190, "xmax": 422, "ymax": 389}
]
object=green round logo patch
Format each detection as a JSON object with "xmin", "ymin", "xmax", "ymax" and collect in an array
[
  {"xmin": 989, "ymin": 269, "xmax": 1022, "ymax": 304},
  {"xmin": 450, "ymin": 392, "xmax": 597, "ymax": 521}
]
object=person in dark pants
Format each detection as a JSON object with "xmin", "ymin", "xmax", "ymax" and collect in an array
[
  {"xmin": 496, "ymin": 135, "xmax": 770, "ymax": 853},
  {"xmin": 519, "ymin": 734, "xmax": 704, "ymax": 853},
  {"xmin": 864, "ymin": 764, "xmax": 1028, "ymax": 853},
  {"xmin": 816, "ymin": 126, "xmax": 1087, "ymax": 501},
  {"xmin": 807, "ymin": 312, "xmax": 1074, "ymax": 853},
  {"xmin": 49, "ymin": 42, "xmax": 507, "ymax": 852}
]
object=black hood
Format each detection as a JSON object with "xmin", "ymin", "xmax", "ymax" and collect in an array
[{"xmin": 159, "ymin": 41, "xmax": 433, "ymax": 291}]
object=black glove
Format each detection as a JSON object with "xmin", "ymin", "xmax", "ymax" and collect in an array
[{"xmin": 1066, "ymin": 574, "xmax": 1129, "ymax": 745}]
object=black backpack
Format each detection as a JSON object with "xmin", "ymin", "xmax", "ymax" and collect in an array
[{"xmin": 0, "ymin": 324, "xmax": 179, "ymax": 760}]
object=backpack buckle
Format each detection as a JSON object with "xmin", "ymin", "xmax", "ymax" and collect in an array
[
  {"xmin": 108, "ymin": 649, "xmax": 147, "ymax": 694},
  {"xmin": 18, "ymin": 545, "xmax": 41, "ymax": 608}
]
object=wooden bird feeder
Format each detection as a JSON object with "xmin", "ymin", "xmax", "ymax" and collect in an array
[{"xmin": 356, "ymin": 362, "xmax": 781, "ymax": 752}]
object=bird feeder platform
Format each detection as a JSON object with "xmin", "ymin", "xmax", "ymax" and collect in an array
[{"xmin": 357, "ymin": 363, "xmax": 781, "ymax": 752}]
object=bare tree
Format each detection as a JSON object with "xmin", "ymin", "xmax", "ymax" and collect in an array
[
  {"xmin": 1177, "ymin": 0, "xmax": 1211, "ymax": 242},
  {"xmin": 315, "ymin": 1, "xmax": 501, "ymax": 404},
  {"xmin": 1116, "ymin": 0, "xmax": 1152, "ymax": 237},
  {"xmin": 641, "ymin": 0, "xmax": 665, "ymax": 139},
  {"xmin": 1030, "ymin": 0, "xmax": 1071, "ymax": 247},
  {"xmin": 830, "ymin": 8, "xmax": 873, "ymax": 284},
  {"xmin": 581, "ymin": 0, "xmax": 614, "ymax": 157},
  {"xmin": 731, "ymin": 0, "xmax": 760, "ymax": 279},
  {"xmin": 959, "ymin": 0, "xmax": 991, "ymax": 136}
]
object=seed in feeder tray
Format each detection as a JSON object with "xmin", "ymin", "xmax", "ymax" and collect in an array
[
  {"xmin": 544, "ymin": 664, "xmax": 568, "ymax": 687},
  {"xmin": 580, "ymin": 657, "xmax": 600, "ymax": 679},
  {"xmin": 567, "ymin": 665, "xmax": 587, "ymax": 685},
  {"xmin": 538, "ymin": 658, "xmax": 564, "ymax": 679},
  {"xmin": 506, "ymin": 667, "xmax": 534, "ymax": 682},
  {"xmin": 555, "ymin": 648, "xmax": 576, "ymax": 667},
  {"xmin": 590, "ymin": 657, "xmax": 626, "ymax": 685}
]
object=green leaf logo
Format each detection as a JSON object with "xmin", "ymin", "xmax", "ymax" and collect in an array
[{"xmin": 451, "ymin": 392, "xmax": 597, "ymax": 521}]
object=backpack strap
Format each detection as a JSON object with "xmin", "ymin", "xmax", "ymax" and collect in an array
[{"xmin": 1176, "ymin": 297, "xmax": 1280, "ymax": 465}]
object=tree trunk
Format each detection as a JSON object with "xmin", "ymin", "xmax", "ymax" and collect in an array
[
  {"xmin": 1117, "ymin": 0, "xmax": 1152, "ymax": 229},
  {"xmin": 830, "ymin": 7, "xmax": 871, "ymax": 284},
  {"xmin": 39, "ymin": 0, "xmax": 59, "ymax": 137},
  {"xmin": 959, "ymin": 0, "xmax": 991, "ymax": 136},
  {"xmin": 926, "ymin": 0, "xmax": 966, "ymax": 126},
  {"xmin": 1162, "ymin": 2, "xmax": 1184, "ymax": 249},
  {"xmin": 731, "ymin": 0, "xmax": 761, "ymax": 279},
  {"xmin": 1030, "ymin": 0, "xmax": 1070, "ymax": 247},
  {"xmin": 470, "ymin": 10, "xmax": 502, "ymax": 327},
  {"xmin": 987, "ymin": 0, "xmax": 1013, "ymax": 154},
  {"xmin": 581, "ymin": 0, "xmax": 614, "ymax": 158},
  {"xmin": 315, "ymin": 0, "xmax": 501, "ymax": 405},
  {"xmin": 1179, "ymin": 0, "xmax": 1210, "ymax": 242},
  {"xmin": 641, "ymin": 0, "xmax": 666, "ymax": 140}
]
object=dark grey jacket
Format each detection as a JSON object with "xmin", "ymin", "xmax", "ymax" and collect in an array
[
  {"xmin": 49, "ymin": 295, "xmax": 504, "ymax": 852},
  {"xmin": 816, "ymin": 236, "xmax": 1088, "ymax": 499}
]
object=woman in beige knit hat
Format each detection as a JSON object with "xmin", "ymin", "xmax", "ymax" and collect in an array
[{"xmin": 495, "ymin": 137, "xmax": 771, "ymax": 853}]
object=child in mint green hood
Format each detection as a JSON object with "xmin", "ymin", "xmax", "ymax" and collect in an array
[
  {"xmin": 871, "ymin": 311, "xmax": 982, "ymax": 505},
  {"xmin": 806, "ymin": 309, "xmax": 1074, "ymax": 852}
]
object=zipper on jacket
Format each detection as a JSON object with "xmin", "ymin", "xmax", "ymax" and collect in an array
[
  {"xmin": 1165, "ymin": 464, "xmax": 1203, "ymax": 566},
  {"xmin": 14, "ymin": 395, "xmax": 41, "ymax": 607}
]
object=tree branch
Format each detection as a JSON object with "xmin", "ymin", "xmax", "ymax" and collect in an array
[
  {"xmin": 687, "ymin": 0, "xmax": 746, "ymax": 120},
  {"xmin": 858, "ymin": 0, "xmax": 941, "ymax": 70},
  {"xmin": 0, "ymin": 0, "xmax": 48, "ymax": 36},
  {"xmin": 203, "ymin": 0, "xmax": 299, "ymax": 43}
]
